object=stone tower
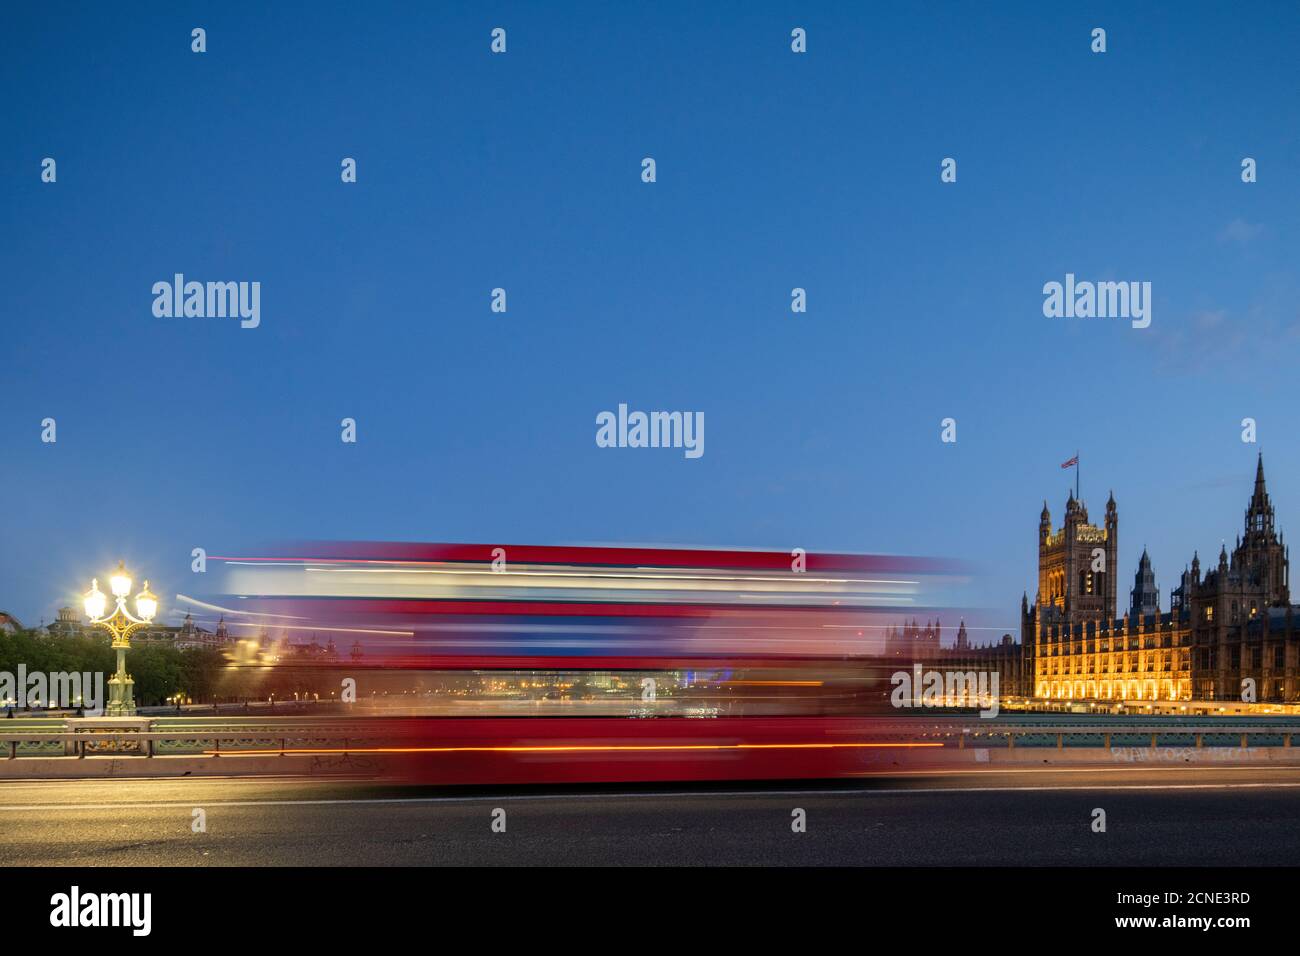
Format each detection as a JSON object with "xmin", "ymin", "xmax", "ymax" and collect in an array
[
  {"xmin": 1037, "ymin": 490, "xmax": 1118, "ymax": 625},
  {"xmin": 1238, "ymin": 453, "xmax": 1289, "ymax": 606},
  {"xmin": 1130, "ymin": 547, "xmax": 1160, "ymax": 617}
]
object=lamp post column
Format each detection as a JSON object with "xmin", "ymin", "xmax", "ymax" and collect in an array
[{"xmin": 107, "ymin": 637, "xmax": 136, "ymax": 717}]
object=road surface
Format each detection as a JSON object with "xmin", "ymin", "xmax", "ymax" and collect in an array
[{"xmin": 2, "ymin": 765, "xmax": 1299, "ymax": 865}]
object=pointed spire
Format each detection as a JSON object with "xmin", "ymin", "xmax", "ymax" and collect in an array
[{"xmin": 1246, "ymin": 451, "xmax": 1275, "ymax": 539}]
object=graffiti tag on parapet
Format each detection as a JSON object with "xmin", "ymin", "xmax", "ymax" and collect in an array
[
  {"xmin": 1112, "ymin": 747, "xmax": 1250, "ymax": 763},
  {"xmin": 309, "ymin": 753, "xmax": 380, "ymax": 775}
]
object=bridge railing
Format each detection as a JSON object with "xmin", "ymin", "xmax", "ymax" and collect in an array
[
  {"xmin": 3, "ymin": 720, "xmax": 1300, "ymax": 758},
  {"xmin": 0, "ymin": 726, "xmax": 391, "ymax": 759},
  {"xmin": 867, "ymin": 721, "xmax": 1300, "ymax": 749}
]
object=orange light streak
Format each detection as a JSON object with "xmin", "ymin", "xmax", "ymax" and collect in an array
[{"xmin": 204, "ymin": 741, "xmax": 943, "ymax": 756}]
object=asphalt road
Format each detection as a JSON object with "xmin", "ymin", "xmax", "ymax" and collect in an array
[{"xmin": 3, "ymin": 765, "xmax": 1299, "ymax": 865}]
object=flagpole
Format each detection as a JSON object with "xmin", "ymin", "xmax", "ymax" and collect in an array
[{"xmin": 1076, "ymin": 450, "xmax": 1080, "ymax": 501}]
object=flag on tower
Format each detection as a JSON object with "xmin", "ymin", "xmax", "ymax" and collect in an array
[{"xmin": 1061, "ymin": 455, "xmax": 1079, "ymax": 469}]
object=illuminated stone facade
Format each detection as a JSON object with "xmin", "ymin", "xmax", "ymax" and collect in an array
[{"xmin": 1025, "ymin": 455, "xmax": 1295, "ymax": 703}]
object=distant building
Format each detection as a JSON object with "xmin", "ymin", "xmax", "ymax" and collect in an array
[
  {"xmin": 884, "ymin": 455, "xmax": 1299, "ymax": 706},
  {"xmin": 1026, "ymin": 454, "xmax": 1297, "ymax": 703},
  {"xmin": 283, "ymin": 636, "xmax": 338, "ymax": 661},
  {"xmin": 883, "ymin": 619, "xmax": 943, "ymax": 660},
  {"xmin": 47, "ymin": 606, "xmax": 84, "ymax": 638},
  {"xmin": 170, "ymin": 614, "xmax": 231, "ymax": 650},
  {"xmin": 884, "ymin": 619, "xmax": 1031, "ymax": 698},
  {"xmin": 44, "ymin": 607, "xmax": 233, "ymax": 650},
  {"xmin": 0, "ymin": 611, "xmax": 23, "ymax": 635}
]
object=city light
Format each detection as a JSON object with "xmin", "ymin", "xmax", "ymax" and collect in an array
[{"xmin": 83, "ymin": 560, "xmax": 161, "ymax": 717}]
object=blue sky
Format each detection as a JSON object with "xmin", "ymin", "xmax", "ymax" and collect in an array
[{"xmin": 3, "ymin": 1, "xmax": 1298, "ymax": 632}]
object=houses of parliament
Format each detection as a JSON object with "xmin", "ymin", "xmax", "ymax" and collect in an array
[{"xmin": 887, "ymin": 454, "xmax": 1299, "ymax": 705}]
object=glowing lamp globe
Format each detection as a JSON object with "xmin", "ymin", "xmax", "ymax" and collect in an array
[
  {"xmin": 135, "ymin": 581, "xmax": 158, "ymax": 623},
  {"xmin": 83, "ymin": 579, "xmax": 107, "ymax": 621},
  {"xmin": 110, "ymin": 560, "xmax": 133, "ymax": 599}
]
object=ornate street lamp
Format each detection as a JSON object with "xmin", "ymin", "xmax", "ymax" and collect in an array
[{"xmin": 83, "ymin": 560, "xmax": 159, "ymax": 717}]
